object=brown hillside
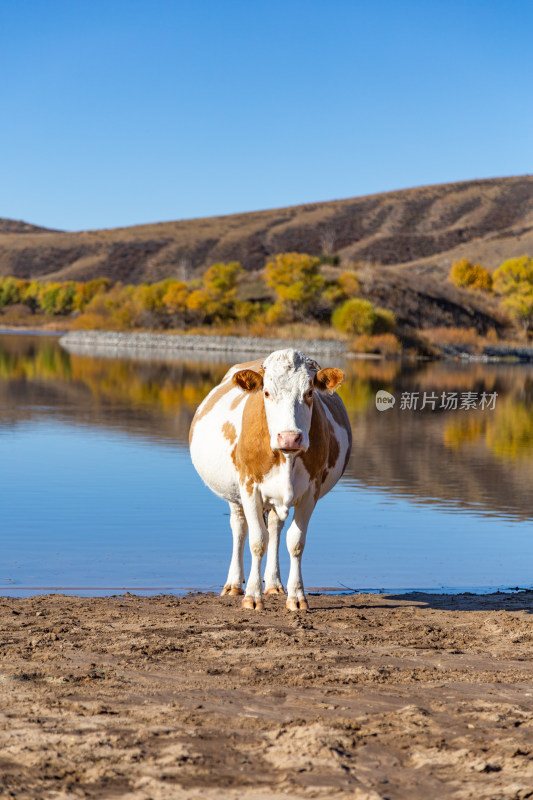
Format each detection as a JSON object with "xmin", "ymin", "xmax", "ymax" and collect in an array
[
  {"xmin": 1, "ymin": 176, "xmax": 532, "ymax": 288},
  {"xmin": 0, "ymin": 218, "xmax": 60, "ymax": 234}
]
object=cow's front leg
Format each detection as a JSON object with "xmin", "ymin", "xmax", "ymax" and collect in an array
[
  {"xmin": 221, "ymin": 502, "xmax": 247, "ymax": 596},
  {"xmin": 286, "ymin": 490, "xmax": 316, "ymax": 611},
  {"xmin": 264, "ymin": 509, "xmax": 285, "ymax": 594},
  {"xmin": 240, "ymin": 487, "xmax": 268, "ymax": 611}
]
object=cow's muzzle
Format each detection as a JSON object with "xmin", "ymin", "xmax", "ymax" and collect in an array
[{"xmin": 277, "ymin": 431, "xmax": 304, "ymax": 452}]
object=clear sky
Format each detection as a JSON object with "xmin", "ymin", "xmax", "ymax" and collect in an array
[{"xmin": 1, "ymin": 0, "xmax": 531, "ymax": 231}]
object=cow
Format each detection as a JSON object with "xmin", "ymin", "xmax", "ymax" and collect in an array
[{"xmin": 189, "ymin": 348, "xmax": 352, "ymax": 611}]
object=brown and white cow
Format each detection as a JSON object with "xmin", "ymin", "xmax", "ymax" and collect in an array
[{"xmin": 189, "ymin": 349, "xmax": 352, "ymax": 611}]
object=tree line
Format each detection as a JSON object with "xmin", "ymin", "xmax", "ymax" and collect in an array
[
  {"xmin": 0, "ymin": 253, "xmax": 396, "ymax": 339},
  {"xmin": 449, "ymin": 255, "xmax": 533, "ymax": 334},
  {"xmin": 2, "ymin": 251, "xmax": 532, "ymax": 339}
]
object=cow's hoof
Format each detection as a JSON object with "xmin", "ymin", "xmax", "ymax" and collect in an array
[
  {"xmin": 265, "ymin": 585, "xmax": 286, "ymax": 595},
  {"xmin": 221, "ymin": 585, "xmax": 244, "ymax": 596},
  {"xmin": 242, "ymin": 597, "xmax": 264, "ymax": 611},
  {"xmin": 286, "ymin": 597, "xmax": 309, "ymax": 612}
]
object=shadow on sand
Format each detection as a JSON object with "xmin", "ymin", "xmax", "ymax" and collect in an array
[{"xmin": 308, "ymin": 590, "xmax": 533, "ymax": 613}]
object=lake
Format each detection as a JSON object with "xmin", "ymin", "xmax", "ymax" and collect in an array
[{"xmin": 2, "ymin": 331, "xmax": 533, "ymax": 596}]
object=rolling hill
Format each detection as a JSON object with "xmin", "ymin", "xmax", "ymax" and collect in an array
[{"xmin": 1, "ymin": 176, "xmax": 532, "ymax": 332}]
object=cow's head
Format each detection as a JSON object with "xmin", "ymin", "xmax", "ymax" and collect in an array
[{"xmin": 232, "ymin": 349, "xmax": 344, "ymax": 453}]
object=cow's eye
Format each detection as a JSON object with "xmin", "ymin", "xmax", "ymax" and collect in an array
[
  {"xmin": 307, "ymin": 389, "xmax": 313, "ymax": 398},
  {"xmin": 264, "ymin": 390, "xmax": 270, "ymax": 398}
]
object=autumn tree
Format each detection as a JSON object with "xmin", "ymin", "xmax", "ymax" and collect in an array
[
  {"xmin": 264, "ymin": 253, "xmax": 324, "ymax": 322},
  {"xmin": 493, "ymin": 256, "xmax": 533, "ymax": 334},
  {"xmin": 0, "ymin": 277, "xmax": 27, "ymax": 307},
  {"xmin": 162, "ymin": 280, "xmax": 190, "ymax": 324},
  {"xmin": 187, "ymin": 262, "xmax": 243, "ymax": 322},
  {"xmin": 331, "ymin": 298, "xmax": 376, "ymax": 334},
  {"xmin": 449, "ymin": 258, "xmax": 493, "ymax": 291},
  {"xmin": 73, "ymin": 278, "xmax": 112, "ymax": 311}
]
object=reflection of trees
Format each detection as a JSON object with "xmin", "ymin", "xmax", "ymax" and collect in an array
[
  {"xmin": 0, "ymin": 340, "xmax": 72, "ymax": 382},
  {"xmin": 443, "ymin": 399, "xmax": 533, "ymax": 461},
  {"xmin": 0, "ymin": 336, "xmax": 227, "ymax": 417},
  {"xmin": 443, "ymin": 416, "xmax": 487, "ymax": 450},
  {"xmin": 486, "ymin": 400, "xmax": 533, "ymax": 460},
  {"xmin": 338, "ymin": 360, "xmax": 401, "ymax": 415},
  {"xmin": 3, "ymin": 334, "xmax": 533, "ymax": 517},
  {"xmin": 0, "ymin": 337, "xmax": 405, "ymax": 420},
  {"xmin": 3, "ymin": 335, "xmax": 533, "ymax": 469},
  {"xmin": 69, "ymin": 356, "xmax": 227, "ymax": 416}
]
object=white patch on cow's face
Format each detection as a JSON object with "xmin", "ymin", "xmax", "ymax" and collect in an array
[{"xmin": 262, "ymin": 349, "xmax": 318, "ymax": 452}]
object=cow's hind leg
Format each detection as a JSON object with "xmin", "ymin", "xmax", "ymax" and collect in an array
[
  {"xmin": 286, "ymin": 490, "xmax": 315, "ymax": 611},
  {"xmin": 221, "ymin": 502, "xmax": 247, "ymax": 596},
  {"xmin": 264, "ymin": 509, "xmax": 286, "ymax": 595}
]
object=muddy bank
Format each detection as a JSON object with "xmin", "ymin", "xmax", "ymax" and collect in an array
[{"xmin": 1, "ymin": 591, "xmax": 533, "ymax": 799}]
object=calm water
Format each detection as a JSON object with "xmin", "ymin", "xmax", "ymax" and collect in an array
[{"xmin": 2, "ymin": 332, "xmax": 533, "ymax": 596}]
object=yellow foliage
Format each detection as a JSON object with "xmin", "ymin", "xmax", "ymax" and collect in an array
[
  {"xmin": 493, "ymin": 256, "xmax": 533, "ymax": 332},
  {"xmin": 493, "ymin": 256, "xmax": 533, "ymax": 295},
  {"xmin": 184, "ymin": 262, "xmax": 243, "ymax": 322},
  {"xmin": 351, "ymin": 333, "xmax": 401, "ymax": 356},
  {"xmin": 162, "ymin": 280, "xmax": 189, "ymax": 313},
  {"xmin": 264, "ymin": 253, "xmax": 324, "ymax": 321},
  {"xmin": 501, "ymin": 288, "xmax": 533, "ymax": 332},
  {"xmin": 486, "ymin": 400, "xmax": 533, "ymax": 460},
  {"xmin": 337, "ymin": 271, "xmax": 360, "ymax": 298},
  {"xmin": 73, "ymin": 278, "xmax": 112, "ymax": 311},
  {"xmin": 264, "ymin": 301, "xmax": 290, "ymax": 326},
  {"xmin": 331, "ymin": 298, "xmax": 376, "ymax": 334},
  {"xmin": 449, "ymin": 259, "xmax": 493, "ymax": 291},
  {"xmin": 443, "ymin": 417, "xmax": 486, "ymax": 450}
]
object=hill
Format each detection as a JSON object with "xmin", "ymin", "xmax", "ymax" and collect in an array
[
  {"xmin": 1, "ymin": 176, "xmax": 531, "ymax": 283},
  {"xmin": 1, "ymin": 176, "xmax": 532, "ymax": 333}
]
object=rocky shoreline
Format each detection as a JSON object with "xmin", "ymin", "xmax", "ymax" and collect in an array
[
  {"xmin": 59, "ymin": 330, "xmax": 349, "ymax": 360},
  {"xmin": 59, "ymin": 330, "xmax": 533, "ymax": 363}
]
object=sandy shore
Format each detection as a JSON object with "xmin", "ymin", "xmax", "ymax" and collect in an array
[{"xmin": 2, "ymin": 592, "xmax": 533, "ymax": 799}]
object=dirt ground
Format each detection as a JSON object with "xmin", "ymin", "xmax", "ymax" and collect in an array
[{"xmin": 1, "ymin": 592, "xmax": 533, "ymax": 800}]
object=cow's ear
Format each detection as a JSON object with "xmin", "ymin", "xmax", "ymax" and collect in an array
[
  {"xmin": 233, "ymin": 369, "xmax": 264, "ymax": 392},
  {"xmin": 314, "ymin": 367, "xmax": 344, "ymax": 393}
]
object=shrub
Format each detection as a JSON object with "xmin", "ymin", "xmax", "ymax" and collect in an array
[
  {"xmin": 265, "ymin": 253, "xmax": 324, "ymax": 321},
  {"xmin": 38, "ymin": 283, "xmax": 62, "ymax": 315},
  {"xmin": 351, "ymin": 333, "xmax": 401, "ymax": 356},
  {"xmin": 449, "ymin": 259, "xmax": 493, "ymax": 291},
  {"xmin": 493, "ymin": 255, "xmax": 533, "ymax": 295},
  {"xmin": 162, "ymin": 280, "xmax": 189, "ymax": 314},
  {"xmin": 54, "ymin": 283, "xmax": 76, "ymax": 314},
  {"xmin": 0, "ymin": 303, "xmax": 33, "ymax": 323},
  {"xmin": 337, "ymin": 271, "xmax": 360, "ymax": 298},
  {"xmin": 0, "ymin": 277, "xmax": 26, "ymax": 308},
  {"xmin": 501, "ymin": 289, "xmax": 533, "ymax": 334},
  {"xmin": 373, "ymin": 307, "xmax": 396, "ymax": 334},
  {"xmin": 73, "ymin": 278, "xmax": 112, "ymax": 311},
  {"xmin": 71, "ymin": 311, "xmax": 109, "ymax": 330},
  {"xmin": 331, "ymin": 298, "xmax": 376, "ymax": 334},
  {"xmin": 493, "ymin": 256, "xmax": 533, "ymax": 333},
  {"xmin": 423, "ymin": 326, "xmax": 483, "ymax": 348},
  {"xmin": 186, "ymin": 262, "xmax": 243, "ymax": 322},
  {"xmin": 22, "ymin": 281, "xmax": 41, "ymax": 312}
]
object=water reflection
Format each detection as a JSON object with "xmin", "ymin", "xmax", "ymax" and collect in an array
[{"xmin": 1, "ymin": 334, "xmax": 533, "ymax": 521}]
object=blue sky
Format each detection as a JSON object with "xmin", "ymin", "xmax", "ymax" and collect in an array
[{"xmin": 1, "ymin": 0, "xmax": 531, "ymax": 231}]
